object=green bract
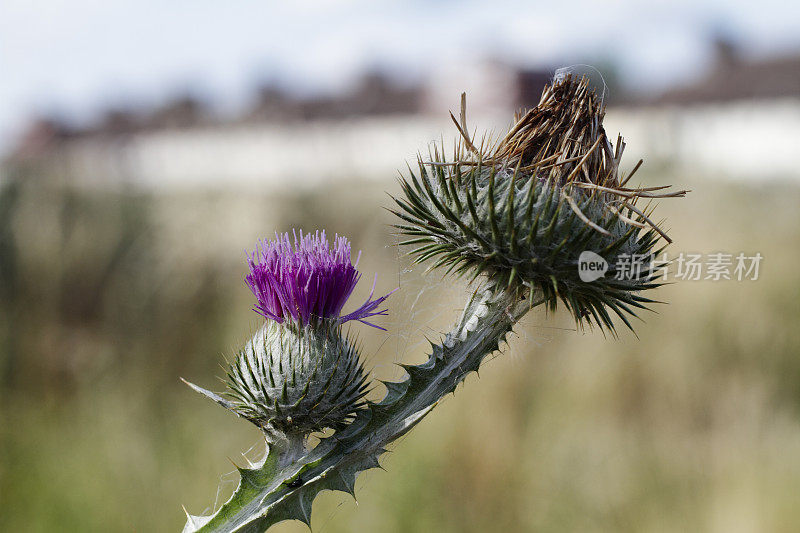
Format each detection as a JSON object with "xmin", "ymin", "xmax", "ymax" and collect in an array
[{"xmin": 186, "ymin": 321, "xmax": 369, "ymax": 436}]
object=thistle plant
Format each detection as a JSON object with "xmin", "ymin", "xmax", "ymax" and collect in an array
[{"xmin": 182, "ymin": 74, "xmax": 686, "ymax": 532}]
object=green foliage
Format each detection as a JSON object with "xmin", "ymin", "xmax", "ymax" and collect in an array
[{"xmin": 4, "ymin": 180, "xmax": 800, "ymax": 532}]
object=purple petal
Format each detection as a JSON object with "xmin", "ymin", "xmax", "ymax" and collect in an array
[{"xmin": 244, "ymin": 230, "xmax": 395, "ymax": 329}]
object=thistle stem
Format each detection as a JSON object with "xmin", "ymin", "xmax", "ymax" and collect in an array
[{"xmin": 263, "ymin": 425, "xmax": 307, "ymax": 467}]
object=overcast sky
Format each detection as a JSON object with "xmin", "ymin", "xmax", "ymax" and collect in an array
[{"xmin": 2, "ymin": 0, "xmax": 800, "ymax": 151}]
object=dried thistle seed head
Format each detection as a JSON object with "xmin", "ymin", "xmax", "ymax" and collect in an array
[
  {"xmin": 221, "ymin": 320, "xmax": 369, "ymax": 435},
  {"xmin": 392, "ymin": 74, "xmax": 687, "ymax": 333}
]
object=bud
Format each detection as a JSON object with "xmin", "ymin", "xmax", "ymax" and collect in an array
[
  {"xmin": 222, "ymin": 321, "xmax": 369, "ymax": 434},
  {"xmin": 392, "ymin": 75, "xmax": 686, "ymax": 332}
]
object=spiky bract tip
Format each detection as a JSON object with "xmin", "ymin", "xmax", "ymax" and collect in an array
[{"xmin": 392, "ymin": 74, "xmax": 686, "ymax": 333}]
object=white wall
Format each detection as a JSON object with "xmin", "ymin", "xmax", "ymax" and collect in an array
[{"xmin": 30, "ymin": 98, "xmax": 800, "ymax": 190}]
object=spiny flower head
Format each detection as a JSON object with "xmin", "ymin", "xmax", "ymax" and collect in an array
[
  {"xmin": 392, "ymin": 74, "xmax": 687, "ymax": 334},
  {"xmin": 186, "ymin": 320, "xmax": 370, "ymax": 435},
  {"xmin": 226, "ymin": 321, "xmax": 369, "ymax": 434},
  {"xmin": 246, "ymin": 230, "xmax": 394, "ymax": 329}
]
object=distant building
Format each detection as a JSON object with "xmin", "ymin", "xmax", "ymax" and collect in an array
[
  {"xmin": 656, "ymin": 39, "xmax": 800, "ymax": 105},
  {"xmin": 601, "ymin": 39, "xmax": 800, "ymax": 182},
  {"xmin": 9, "ymin": 118, "xmax": 77, "ymax": 160},
  {"xmin": 5, "ymin": 48, "xmax": 800, "ymax": 189},
  {"xmin": 246, "ymin": 71, "xmax": 423, "ymax": 122},
  {"xmin": 148, "ymin": 95, "xmax": 208, "ymax": 129}
]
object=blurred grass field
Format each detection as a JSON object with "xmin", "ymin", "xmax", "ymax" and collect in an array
[{"xmin": 1, "ymin": 170, "xmax": 799, "ymax": 532}]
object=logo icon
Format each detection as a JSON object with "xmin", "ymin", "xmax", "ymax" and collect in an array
[{"xmin": 578, "ymin": 251, "xmax": 608, "ymax": 282}]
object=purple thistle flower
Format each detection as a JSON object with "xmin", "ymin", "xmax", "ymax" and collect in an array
[{"xmin": 245, "ymin": 230, "xmax": 395, "ymax": 330}]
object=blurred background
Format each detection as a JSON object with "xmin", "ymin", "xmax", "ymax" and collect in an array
[{"xmin": 2, "ymin": 1, "xmax": 800, "ymax": 531}]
